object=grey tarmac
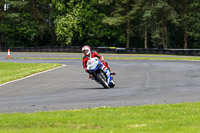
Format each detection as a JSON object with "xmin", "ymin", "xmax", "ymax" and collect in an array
[{"xmin": 0, "ymin": 52, "xmax": 200, "ymax": 113}]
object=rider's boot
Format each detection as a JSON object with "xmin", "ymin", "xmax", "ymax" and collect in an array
[
  {"xmin": 108, "ymin": 68, "xmax": 116, "ymax": 75},
  {"xmin": 111, "ymin": 71, "xmax": 116, "ymax": 75}
]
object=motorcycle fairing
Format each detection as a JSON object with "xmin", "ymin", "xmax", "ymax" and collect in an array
[{"xmin": 86, "ymin": 58, "xmax": 112, "ymax": 85}]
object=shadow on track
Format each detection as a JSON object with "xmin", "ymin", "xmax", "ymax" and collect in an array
[{"xmin": 80, "ymin": 87, "xmax": 108, "ymax": 90}]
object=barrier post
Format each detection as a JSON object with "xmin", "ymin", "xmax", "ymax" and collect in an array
[{"xmin": 8, "ymin": 49, "xmax": 11, "ymax": 58}]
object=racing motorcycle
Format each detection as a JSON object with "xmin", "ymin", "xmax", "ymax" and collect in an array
[{"xmin": 86, "ymin": 57, "xmax": 115, "ymax": 89}]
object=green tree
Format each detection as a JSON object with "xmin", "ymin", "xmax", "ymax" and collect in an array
[
  {"xmin": 53, "ymin": 0, "xmax": 82, "ymax": 45},
  {"xmin": 79, "ymin": 0, "xmax": 125, "ymax": 47},
  {"xmin": 101, "ymin": 0, "xmax": 143, "ymax": 48},
  {"xmin": 1, "ymin": 0, "xmax": 200, "ymax": 49},
  {"xmin": 188, "ymin": 0, "xmax": 200, "ymax": 48},
  {"xmin": 34, "ymin": 0, "xmax": 57, "ymax": 46},
  {"xmin": 172, "ymin": 0, "xmax": 190, "ymax": 49},
  {"xmin": 136, "ymin": 0, "xmax": 153, "ymax": 48},
  {"xmin": 170, "ymin": 0, "xmax": 200, "ymax": 49},
  {"xmin": 0, "ymin": 0, "xmax": 6, "ymax": 47},
  {"xmin": 0, "ymin": 0, "xmax": 40, "ymax": 47},
  {"xmin": 0, "ymin": 0, "xmax": 57, "ymax": 47},
  {"xmin": 53, "ymin": 0, "xmax": 120, "ymax": 47},
  {"xmin": 147, "ymin": 0, "xmax": 177, "ymax": 48}
]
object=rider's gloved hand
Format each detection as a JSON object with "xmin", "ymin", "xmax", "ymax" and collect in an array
[{"xmin": 100, "ymin": 60, "xmax": 104, "ymax": 63}]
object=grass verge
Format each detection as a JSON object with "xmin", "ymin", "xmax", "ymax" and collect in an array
[
  {"xmin": 11, "ymin": 55, "xmax": 200, "ymax": 61},
  {"xmin": 0, "ymin": 62, "xmax": 61, "ymax": 84},
  {"xmin": 105, "ymin": 56, "xmax": 200, "ymax": 61},
  {"xmin": 0, "ymin": 103, "xmax": 200, "ymax": 133}
]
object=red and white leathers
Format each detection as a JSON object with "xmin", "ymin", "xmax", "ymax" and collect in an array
[
  {"xmin": 82, "ymin": 51, "xmax": 110, "ymax": 70},
  {"xmin": 82, "ymin": 45, "xmax": 115, "ymax": 78}
]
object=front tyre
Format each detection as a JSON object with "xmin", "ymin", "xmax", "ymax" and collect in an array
[
  {"xmin": 96, "ymin": 73, "xmax": 110, "ymax": 89},
  {"xmin": 109, "ymin": 80, "xmax": 115, "ymax": 88}
]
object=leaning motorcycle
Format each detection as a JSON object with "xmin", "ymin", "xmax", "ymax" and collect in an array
[{"xmin": 86, "ymin": 57, "xmax": 115, "ymax": 89}]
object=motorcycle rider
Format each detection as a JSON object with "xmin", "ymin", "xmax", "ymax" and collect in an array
[{"xmin": 82, "ymin": 45, "xmax": 116, "ymax": 78}]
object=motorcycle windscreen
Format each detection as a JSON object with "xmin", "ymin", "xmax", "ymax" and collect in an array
[{"xmin": 87, "ymin": 59, "xmax": 99, "ymax": 70}]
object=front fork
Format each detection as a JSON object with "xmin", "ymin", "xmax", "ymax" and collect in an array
[
  {"xmin": 101, "ymin": 65, "xmax": 111, "ymax": 84},
  {"xmin": 88, "ymin": 65, "xmax": 112, "ymax": 84}
]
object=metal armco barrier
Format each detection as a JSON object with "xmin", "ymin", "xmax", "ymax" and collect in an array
[{"xmin": 1, "ymin": 47, "xmax": 200, "ymax": 56}]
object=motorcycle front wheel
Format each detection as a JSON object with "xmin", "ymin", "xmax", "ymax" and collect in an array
[{"xmin": 96, "ymin": 73, "xmax": 110, "ymax": 89}]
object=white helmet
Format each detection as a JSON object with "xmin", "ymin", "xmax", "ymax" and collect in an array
[{"xmin": 82, "ymin": 46, "xmax": 91, "ymax": 56}]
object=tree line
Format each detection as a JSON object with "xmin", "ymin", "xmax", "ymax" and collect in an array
[{"xmin": 0, "ymin": 0, "xmax": 199, "ymax": 49}]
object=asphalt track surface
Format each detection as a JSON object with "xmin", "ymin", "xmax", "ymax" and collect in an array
[{"xmin": 0, "ymin": 52, "xmax": 200, "ymax": 113}]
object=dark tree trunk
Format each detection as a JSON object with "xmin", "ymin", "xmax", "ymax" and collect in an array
[
  {"xmin": 126, "ymin": 17, "xmax": 130, "ymax": 48},
  {"xmin": 126, "ymin": 2, "xmax": 130, "ymax": 48},
  {"xmin": 51, "ymin": 17, "xmax": 56, "ymax": 46},
  {"xmin": 161, "ymin": 19, "xmax": 166, "ymax": 49},
  {"xmin": 144, "ymin": 29, "xmax": 148, "ymax": 48},
  {"xmin": 184, "ymin": 30, "xmax": 187, "ymax": 49},
  {"xmin": 32, "ymin": 0, "xmax": 36, "ymax": 20}
]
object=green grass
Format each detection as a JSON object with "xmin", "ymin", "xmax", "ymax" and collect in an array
[
  {"xmin": 105, "ymin": 56, "xmax": 200, "ymax": 61},
  {"xmin": 0, "ymin": 62, "xmax": 61, "ymax": 84},
  {"xmin": 0, "ymin": 103, "xmax": 200, "ymax": 133},
  {"xmin": 12, "ymin": 57, "xmax": 81, "ymax": 60},
  {"xmin": 11, "ymin": 54, "xmax": 200, "ymax": 61}
]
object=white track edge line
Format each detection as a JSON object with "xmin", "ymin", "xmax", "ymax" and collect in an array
[{"xmin": 0, "ymin": 64, "xmax": 66, "ymax": 87}]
